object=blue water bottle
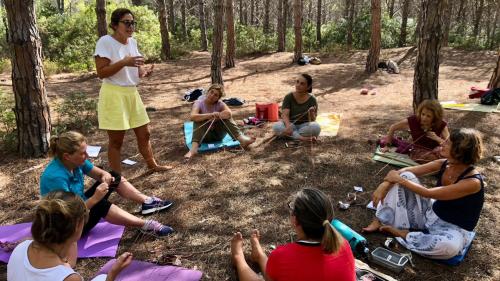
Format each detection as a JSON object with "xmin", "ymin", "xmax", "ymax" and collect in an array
[{"xmin": 331, "ymin": 219, "xmax": 369, "ymax": 257}]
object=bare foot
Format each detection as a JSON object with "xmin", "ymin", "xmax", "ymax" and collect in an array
[
  {"xmin": 148, "ymin": 164, "xmax": 173, "ymax": 173},
  {"xmin": 239, "ymin": 135, "xmax": 256, "ymax": 149},
  {"xmin": 184, "ymin": 150, "xmax": 197, "ymax": 159},
  {"xmin": 230, "ymin": 232, "xmax": 245, "ymax": 265},
  {"xmin": 362, "ymin": 219, "xmax": 382, "ymax": 233},
  {"xmin": 379, "ymin": 226, "xmax": 409, "ymax": 239},
  {"xmin": 298, "ymin": 136, "xmax": 317, "ymax": 142},
  {"xmin": 250, "ymin": 229, "xmax": 266, "ymax": 263}
]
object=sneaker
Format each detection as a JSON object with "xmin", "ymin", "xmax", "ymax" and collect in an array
[
  {"xmin": 141, "ymin": 197, "xmax": 173, "ymax": 215},
  {"xmin": 142, "ymin": 220, "xmax": 174, "ymax": 236}
]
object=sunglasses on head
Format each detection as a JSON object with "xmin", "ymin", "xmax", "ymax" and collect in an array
[{"xmin": 119, "ymin": 20, "xmax": 137, "ymax": 28}]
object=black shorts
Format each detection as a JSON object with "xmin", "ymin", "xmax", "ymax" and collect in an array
[{"xmin": 82, "ymin": 181, "xmax": 114, "ymax": 235}]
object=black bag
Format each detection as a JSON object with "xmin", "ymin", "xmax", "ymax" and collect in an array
[
  {"xmin": 480, "ymin": 88, "xmax": 500, "ymax": 105},
  {"xmin": 183, "ymin": 89, "xmax": 204, "ymax": 102},
  {"xmin": 222, "ymin": 97, "xmax": 245, "ymax": 106}
]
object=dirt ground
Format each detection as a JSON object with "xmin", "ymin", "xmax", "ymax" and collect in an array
[{"xmin": 0, "ymin": 47, "xmax": 499, "ymax": 281}]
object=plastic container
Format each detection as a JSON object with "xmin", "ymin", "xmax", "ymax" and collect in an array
[
  {"xmin": 331, "ymin": 219, "xmax": 369, "ymax": 257},
  {"xmin": 255, "ymin": 103, "xmax": 279, "ymax": 122},
  {"xmin": 370, "ymin": 247, "xmax": 408, "ymax": 273}
]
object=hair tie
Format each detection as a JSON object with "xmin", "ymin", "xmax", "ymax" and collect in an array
[{"xmin": 323, "ymin": 220, "xmax": 330, "ymax": 227}]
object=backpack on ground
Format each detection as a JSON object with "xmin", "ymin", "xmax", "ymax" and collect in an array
[
  {"xmin": 480, "ymin": 88, "xmax": 500, "ymax": 105},
  {"xmin": 183, "ymin": 88, "xmax": 204, "ymax": 102}
]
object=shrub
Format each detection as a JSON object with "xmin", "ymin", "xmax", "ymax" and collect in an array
[
  {"xmin": 0, "ymin": 90, "xmax": 16, "ymax": 150},
  {"xmin": 54, "ymin": 92, "xmax": 97, "ymax": 135}
]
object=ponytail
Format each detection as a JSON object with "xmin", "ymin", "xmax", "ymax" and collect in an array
[
  {"xmin": 321, "ymin": 220, "xmax": 344, "ymax": 254},
  {"xmin": 48, "ymin": 131, "xmax": 86, "ymax": 159}
]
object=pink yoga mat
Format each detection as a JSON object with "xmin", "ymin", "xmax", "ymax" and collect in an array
[
  {"xmin": 0, "ymin": 220, "xmax": 125, "ymax": 263},
  {"xmin": 96, "ymin": 259, "xmax": 203, "ymax": 281}
]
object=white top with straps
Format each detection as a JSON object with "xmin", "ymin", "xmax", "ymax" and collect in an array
[{"xmin": 7, "ymin": 240, "xmax": 81, "ymax": 281}]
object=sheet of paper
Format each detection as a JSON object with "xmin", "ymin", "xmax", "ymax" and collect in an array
[
  {"xmin": 86, "ymin": 145, "xmax": 101, "ymax": 157},
  {"xmin": 354, "ymin": 186, "xmax": 364, "ymax": 192},
  {"xmin": 122, "ymin": 159, "xmax": 137, "ymax": 165}
]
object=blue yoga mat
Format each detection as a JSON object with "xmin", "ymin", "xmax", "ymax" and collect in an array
[
  {"xmin": 437, "ymin": 232, "xmax": 475, "ymax": 266},
  {"xmin": 183, "ymin": 121, "xmax": 240, "ymax": 152}
]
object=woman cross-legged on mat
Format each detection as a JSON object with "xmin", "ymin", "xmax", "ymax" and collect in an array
[
  {"xmin": 184, "ymin": 84, "xmax": 255, "ymax": 159},
  {"xmin": 231, "ymin": 188, "xmax": 355, "ymax": 281},
  {"xmin": 94, "ymin": 8, "xmax": 170, "ymax": 173},
  {"xmin": 40, "ymin": 131, "xmax": 174, "ymax": 266},
  {"xmin": 363, "ymin": 128, "xmax": 485, "ymax": 260},
  {"xmin": 272, "ymin": 74, "xmax": 321, "ymax": 142},
  {"xmin": 8, "ymin": 191, "xmax": 132, "ymax": 281}
]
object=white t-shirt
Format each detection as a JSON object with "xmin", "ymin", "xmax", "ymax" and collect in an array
[{"xmin": 94, "ymin": 35, "xmax": 142, "ymax": 86}]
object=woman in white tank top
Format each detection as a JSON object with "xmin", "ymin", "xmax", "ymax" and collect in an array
[{"xmin": 7, "ymin": 191, "xmax": 132, "ymax": 281}]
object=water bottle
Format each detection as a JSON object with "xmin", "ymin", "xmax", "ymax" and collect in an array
[{"xmin": 331, "ymin": 219, "xmax": 369, "ymax": 257}]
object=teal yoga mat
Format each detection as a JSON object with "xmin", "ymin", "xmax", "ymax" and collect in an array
[{"xmin": 184, "ymin": 121, "xmax": 240, "ymax": 152}]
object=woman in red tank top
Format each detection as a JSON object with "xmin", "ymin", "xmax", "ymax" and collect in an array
[{"xmin": 230, "ymin": 188, "xmax": 356, "ymax": 281}]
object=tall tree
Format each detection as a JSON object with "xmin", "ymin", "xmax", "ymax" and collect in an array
[
  {"xmin": 199, "ymin": 0, "xmax": 208, "ymax": 51},
  {"xmin": 472, "ymin": 0, "xmax": 484, "ymax": 40},
  {"xmin": 388, "ymin": 0, "xmax": 395, "ymax": 18},
  {"xmin": 277, "ymin": 0, "xmax": 286, "ymax": 51},
  {"xmin": 96, "ymin": 0, "xmax": 107, "ymax": 37},
  {"xmin": 293, "ymin": 0, "xmax": 303, "ymax": 62},
  {"xmin": 158, "ymin": 0, "xmax": 172, "ymax": 60},
  {"xmin": 413, "ymin": 0, "xmax": 448, "ymax": 110},
  {"xmin": 443, "ymin": 0, "xmax": 453, "ymax": 46},
  {"xmin": 316, "ymin": 0, "xmax": 322, "ymax": 44},
  {"xmin": 168, "ymin": 0, "xmax": 175, "ymax": 33},
  {"xmin": 56, "ymin": 0, "xmax": 64, "ymax": 13},
  {"xmin": 399, "ymin": 0, "xmax": 411, "ymax": 47},
  {"xmin": 211, "ymin": 0, "xmax": 224, "ymax": 84},
  {"xmin": 488, "ymin": 51, "xmax": 500, "ymax": 89},
  {"xmin": 263, "ymin": 0, "xmax": 270, "ymax": 34},
  {"xmin": 239, "ymin": 0, "xmax": 244, "ymax": 23},
  {"xmin": 181, "ymin": 0, "xmax": 188, "ymax": 38},
  {"xmin": 225, "ymin": 0, "xmax": 236, "ymax": 68},
  {"xmin": 250, "ymin": 0, "xmax": 255, "ymax": 25},
  {"xmin": 365, "ymin": 0, "xmax": 381, "ymax": 73},
  {"xmin": 455, "ymin": 0, "xmax": 466, "ymax": 34},
  {"xmin": 4, "ymin": 0, "xmax": 51, "ymax": 157},
  {"xmin": 346, "ymin": 0, "xmax": 355, "ymax": 48}
]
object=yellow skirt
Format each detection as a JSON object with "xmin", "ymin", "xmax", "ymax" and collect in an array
[{"xmin": 97, "ymin": 82, "xmax": 150, "ymax": 130}]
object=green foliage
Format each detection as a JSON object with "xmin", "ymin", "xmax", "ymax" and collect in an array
[
  {"xmin": 235, "ymin": 24, "xmax": 276, "ymax": 56},
  {"xmin": 54, "ymin": 92, "xmax": 97, "ymax": 135},
  {"xmin": 0, "ymin": 90, "xmax": 16, "ymax": 150}
]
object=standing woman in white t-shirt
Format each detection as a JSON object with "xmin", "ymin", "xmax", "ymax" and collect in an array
[
  {"xmin": 7, "ymin": 191, "xmax": 132, "ymax": 281},
  {"xmin": 94, "ymin": 8, "xmax": 170, "ymax": 173}
]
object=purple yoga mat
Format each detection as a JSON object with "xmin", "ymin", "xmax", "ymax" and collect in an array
[
  {"xmin": 96, "ymin": 259, "xmax": 202, "ymax": 281},
  {"xmin": 0, "ymin": 220, "xmax": 125, "ymax": 263}
]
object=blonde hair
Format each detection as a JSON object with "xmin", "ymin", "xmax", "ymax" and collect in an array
[
  {"xmin": 49, "ymin": 131, "xmax": 86, "ymax": 159},
  {"xmin": 416, "ymin": 99, "xmax": 444, "ymax": 130},
  {"xmin": 290, "ymin": 188, "xmax": 344, "ymax": 254},
  {"xmin": 207, "ymin": 84, "xmax": 225, "ymax": 99},
  {"xmin": 450, "ymin": 128, "xmax": 484, "ymax": 165},
  {"xmin": 32, "ymin": 191, "xmax": 88, "ymax": 245}
]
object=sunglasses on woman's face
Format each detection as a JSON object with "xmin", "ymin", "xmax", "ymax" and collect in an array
[{"xmin": 120, "ymin": 20, "xmax": 137, "ymax": 28}]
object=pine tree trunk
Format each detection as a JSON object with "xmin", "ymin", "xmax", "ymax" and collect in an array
[
  {"xmin": 413, "ymin": 0, "xmax": 448, "ymax": 111},
  {"xmin": 399, "ymin": 0, "xmax": 410, "ymax": 47},
  {"xmin": 343, "ymin": 0, "xmax": 349, "ymax": 18},
  {"xmin": 168, "ymin": 0, "xmax": 175, "ymax": 34},
  {"xmin": 57, "ymin": 0, "xmax": 64, "ymax": 13},
  {"xmin": 199, "ymin": 0, "xmax": 208, "ymax": 51},
  {"xmin": 456, "ymin": 0, "xmax": 466, "ymax": 34},
  {"xmin": 472, "ymin": 0, "xmax": 484, "ymax": 40},
  {"xmin": 316, "ymin": 0, "xmax": 322, "ymax": 45},
  {"xmin": 225, "ymin": 0, "xmax": 236, "ymax": 68},
  {"xmin": 250, "ymin": 0, "xmax": 255, "ymax": 25},
  {"xmin": 443, "ymin": 0, "xmax": 453, "ymax": 46},
  {"xmin": 388, "ymin": 0, "xmax": 395, "ymax": 18},
  {"xmin": 158, "ymin": 0, "xmax": 172, "ymax": 60},
  {"xmin": 488, "ymin": 51, "xmax": 500, "ymax": 89},
  {"xmin": 239, "ymin": 0, "xmax": 243, "ymax": 23},
  {"xmin": 293, "ymin": 0, "xmax": 302, "ymax": 62},
  {"xmin": 365, "ymin": 0, "xmax": 381, "ymax": 73},
  {"xmin": 277, "ymin": 0, "xmax": 285, "ymax": 51},
  {"xmin": 263, "ymin": 0, "xmax": 270, "ymax": 34},
  {"xmin": 4, "ymin": 0, "xmax": 51, "ymax": 157},
  {"xmin": 490, "ymin": 6, "xmax": 499, "ymax": 49},
  {"xmin": 96, "ymin": 0, "xmax": 107, "ymax": 37},
  {"xmin": 346, "ymin": 0, "xmax": 355, "ymax": 48},
  {"xmin": 181, "ymin": 0, "xmax": 187, "ymax": 38},
  {"xmin": 211, "ymin": 0, "xmax": 224, "ymax": 84}
]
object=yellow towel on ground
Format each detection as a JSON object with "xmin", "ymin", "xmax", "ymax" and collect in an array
[{"xmin": 316, "ymin": 113, "xmax": 341, "ymax": 137}]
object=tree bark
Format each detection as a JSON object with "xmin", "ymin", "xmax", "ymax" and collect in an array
[
  {"xmin": 263, "ymin": 0, "xmax": 270, "ymax": 34},
  {"xmin": 181, "ymin": 0, "xmax": 188, "ymax": 38},
  {"xmin": 277, "ymin": 0, "xmax": 286, "ymax": 51},
  {"xmin": 399, "ymin": 0, "xmax": 411, "ymax": 47},
  {"xmin": 168, "ymin": 0, "xmax": 175, "ymax": 34},
  {"xmin": 388, "ymin": 0, "xmax": 395, "ymax": 18},
  {"xmin": 158, "ymin": 0, "xmax": 172, "ymax": 60},
  {"xmin": 239, "ymin": 0, "xmax": 244, "ymax": 23},
  {"xmin": 443, "ymin": 0, "xmax": 453, "ymax": 47},
  {"xmin": 4, "ymin": 0, "xmax": 51, "ymax": 157},
  {"xmin": 316, "ymin": 0, "xmax": 322, "ymax": 45},
  {"xmin": 346, "ymin": 0, "xmax": 355, "ymax": 48},
  {"xmin": 96, "ymin": 0, "xmax": 107, "ymax": 37},
  {"xmin": 56, "ymin": 0, "xmax": 64, "ymax": 13},
  {"xmin": 199, "ymin": 0, "xmax": 208, "ymax": 51},
  {"xmin": 455, "ymin": 0, "xmax": 466, "ymax": 34},
  {"xmin": 489, "ymin": 3, "xmax": 499, "ymax": 49},
  {"xmin": 225, "ymin": 0, "xmax": 236, "ymax": 68},
  {"xmin": 472, "ymin": 0, "xmax": 484, "ymax": 40},
  {"xmin": 293, "ymin": 0, "xmax": 303, "ymax": 62},
  {"xmin": 413, "ymin": 0, "xmax": 448, "ymax": 111},
  {"xmin": 488, "ymin": 51, "xmax": 500, "ymax": 89},
  {"xmin": 365, "ymin": 0, "xmax": 381, "ymax": 73},
  {"xmin": 211, "ymin": 0, "xmax": 224, "ymax": 84},
  {"xmin": 250, "ymin": 0, "xmax": 255, "ymax": 25}
]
